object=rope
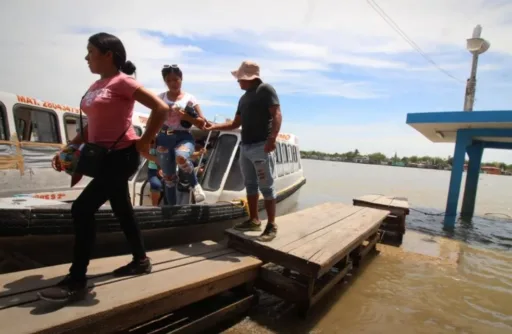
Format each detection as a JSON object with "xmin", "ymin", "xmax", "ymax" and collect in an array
[
  {"xmin": 216, "ymin": 199, "xmax": 250, "ymax": 216},
  {"xmin": 358, "ymin": 194, "xmax": 511, "ymax": 223}
]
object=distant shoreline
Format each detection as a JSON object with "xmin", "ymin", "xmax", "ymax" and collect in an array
[{"xmin": 301, "ymin": 157, "xmax": 512, "ymax": 176}]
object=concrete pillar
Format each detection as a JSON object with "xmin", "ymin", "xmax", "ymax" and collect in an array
[
  {"xmin": 444, "ymin": 131, "xmax": 470, "ymax": 230},
  {"xmin": 460, "ymin": 142, "xmax": 484, "ymax": 219}
]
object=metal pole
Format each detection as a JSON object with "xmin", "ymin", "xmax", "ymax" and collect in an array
[
  {"xmin": 189, "ymin": 115, "xmax": 218, "ymax": 203},
  {"xmin": 194, "ymin": 114, "xmax": 219, "ymax": 177},
  {"xmin": 464, "ymin": 53, "xmax": 479, "ymax": 112}
]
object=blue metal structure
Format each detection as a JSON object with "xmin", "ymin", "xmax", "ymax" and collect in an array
[{"xmin": 406, "ymin": 111, "xmax": 512, "ymax": 229}]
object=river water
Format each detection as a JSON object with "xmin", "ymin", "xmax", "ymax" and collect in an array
[{"xmin": 225, "ymin": 159, "xmax": 512, "ymax": 334}]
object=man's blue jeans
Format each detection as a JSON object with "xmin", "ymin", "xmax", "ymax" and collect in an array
[{"xmin": 240, "ymin": 141, "xmax": 276, "ymax": 200}]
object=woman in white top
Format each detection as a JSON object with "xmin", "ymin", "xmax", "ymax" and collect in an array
[{"xmin": 155, "ymin": 64, "xmax": 207, "ymax": 205}]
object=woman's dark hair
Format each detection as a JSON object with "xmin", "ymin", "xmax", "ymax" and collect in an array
[
  {"xmin": 88, "ymin": 32, "xmax": 137, "ymax": 75},
  {"xmin": 161, "ymin": 64, "xmax": 183, "ymax": 79}
]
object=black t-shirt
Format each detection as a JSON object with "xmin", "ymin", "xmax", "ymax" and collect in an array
[{"xmin": 235, "ymin": 81, "xmax": 280, "ymax": 145}]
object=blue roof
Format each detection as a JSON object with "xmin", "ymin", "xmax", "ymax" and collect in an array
[
  {"xmin": 406, "ymin": 110, "xmax": 512, "ymax": 125},
  {"xmin": 406, "ymin": 110, "xmax": 512, "ymax": 144}
]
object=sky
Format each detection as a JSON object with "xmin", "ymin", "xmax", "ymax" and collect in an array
[{"xmin": 1, "ymin": 0, "xmax": 512, "ymax": 163}]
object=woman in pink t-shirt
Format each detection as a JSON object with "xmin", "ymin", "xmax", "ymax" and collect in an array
[{"xmin": 39, "ymin": 32, "xmax": 168, "ymax": 303}]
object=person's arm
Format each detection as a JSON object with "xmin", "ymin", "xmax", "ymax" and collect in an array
[
  {"xmin": 262, "ymin": 84, "xmax": 282, "ymax": 141},
  {"xmin": 208, "ymin": 114, "xmax": 241, "ymax": 131},
  {"xmin": 116, "ymin": 75, "xmax": 169, "ymax": 144},
  {"xmin": 207, "ymin": 99, "xmax": 242, "ymax": 131},
  {"xmin": 181, "ymin": 95, "xmax": 209, "ymax": 127},
  {"xmin": 133, "ymin": 87, "xmax": 169, "ymax": 143},
  {"xmin": 140, "ymin": 150, "xmax": 159, "ymax": 163},
  {"xmin": 191, "ymin": 148, "xmax": 207, "ymax": 160},
  {"xmin": 69, "ymin": 125, "xmax": 88, "ymax": 146},
  {"xmin": 268, "ymin": 105, "xmax": 282, "ymax": 141},
  {"xmin": 193, "ymin": 104, "xmax": 205, "ymax": 119}
]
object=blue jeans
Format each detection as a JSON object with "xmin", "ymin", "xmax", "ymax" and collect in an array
[
  {"xmin": 240, "ymin": 141, "xmax": 276, "ymax": 200},
  {"xmin": 156, "ymin": 128, "xmax": 198, "ymax": 206},
  {"xmin": 147, "ymin": 169, "xmax": 163, "ymax": 193}
]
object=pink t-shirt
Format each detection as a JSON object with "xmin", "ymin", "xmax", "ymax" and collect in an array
[{"xmin": 80, "ymin": 73, "xmax": 141, "ymax": 149}]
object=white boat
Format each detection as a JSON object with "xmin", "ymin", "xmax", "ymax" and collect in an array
[{"xmin": 0, "ymin": 91, "xmax": 306, "ymax": 270}]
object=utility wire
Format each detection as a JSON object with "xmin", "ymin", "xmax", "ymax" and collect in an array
[{"xmin": 366, "ymin": 0, "xmax": 465, "ymax": 85}]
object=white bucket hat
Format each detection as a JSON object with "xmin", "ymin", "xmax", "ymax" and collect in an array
[{"xmin": 231, "ymin": 60, "xmax": 260, "ymax": 81}]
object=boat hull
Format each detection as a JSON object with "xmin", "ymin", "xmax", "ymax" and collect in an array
[{"xmin": 0, "ymin": 178, "xmax": 305, "ymax": 273}]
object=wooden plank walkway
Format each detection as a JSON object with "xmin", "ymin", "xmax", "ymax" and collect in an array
[
  {"xmin": 0, "ymin": 240, "xmax": 261, "ymax": 334},
  {"xmin": 225, "ymin": 202, "xmax": 389, "ymax": 315},
  {"xmin": 353, "ymin": 194, "xmax": 409, "ymax": 215},
  {"xmin": 353, "ymin": 194, "xmax": 410, "ymax": 245}
]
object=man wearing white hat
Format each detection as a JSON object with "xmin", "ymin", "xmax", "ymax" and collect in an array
[{"xmin": 204, "ymin": 60, "xmax": 282, "ymax": 241}]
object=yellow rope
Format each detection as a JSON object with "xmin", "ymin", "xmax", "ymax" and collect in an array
[
  {"xmin": 239, "ymin": 198, "xmax": 249, "ymax": 216},
  {"xmin": 216, "ymin": 177, "xmax": 305, "ymax": 216}
]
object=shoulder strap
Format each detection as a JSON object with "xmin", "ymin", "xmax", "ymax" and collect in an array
[
  {"xmin": 79, "ymin": 92, "xmax": 88, "ymax": 144},
  {"xmin": 108, "ymin": 124, "xmax": 131, "ymax": 150}
]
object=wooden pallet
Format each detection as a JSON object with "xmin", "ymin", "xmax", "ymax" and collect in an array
[
  {"xmin": 225, "ymin": 202, "xmax": 388, "ymax": 316},
  {"xmin": 128, "ymin": 290, "xmax": 256, "ymax": 334},
  {"xmin": 0, "ymin": 240, "xmax": 261, "ymax": 334},
  {"xmin": 353, "ymin": 195, "xmax": 410, "ymax": 245}
]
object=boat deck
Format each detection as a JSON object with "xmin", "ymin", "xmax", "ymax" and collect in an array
[
  {"xmin": 0, "ymin": 240, "xmax": 261, "ymax": 334},
  {"xmin": 225, "ymin": 202, "xmax": 389, "ymax": 315}
]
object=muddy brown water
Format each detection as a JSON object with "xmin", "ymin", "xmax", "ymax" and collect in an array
[{"xmin": 223, "ymin": 159, "xmax": 512, "ymax": 334}]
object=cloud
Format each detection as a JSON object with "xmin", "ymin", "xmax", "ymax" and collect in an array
[
  {"xmin": 0, "ymin": 0, "xmax": 511, "ymax": 162},
  {"xmin": 266, "ymin": 41, "xmax": 411, "ymax": 69}
]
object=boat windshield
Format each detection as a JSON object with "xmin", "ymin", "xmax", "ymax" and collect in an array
[{"xmin": 200, "ymin": 134, "xmax": 238, "ymax": 191}]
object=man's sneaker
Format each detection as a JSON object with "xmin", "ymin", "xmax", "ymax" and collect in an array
[
  {"xmin": 113, "ymin": 257, "xmax": 152, "ymax": 277},
  {"xmin": 38, "ymin": 275, "xmax": 88, "ymax": 303},
  {"xmin": 192, "ymin": 184, "xmax": 206, "ymax": 203},
  {"xmin": 234, "ymin": 218, "xmax": 262, "ymax": 231},
  {"xmin": 258, "ymin": 223, "xmax": 278, "ymax": 242}
]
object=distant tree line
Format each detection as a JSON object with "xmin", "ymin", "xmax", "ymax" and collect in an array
[{"xmin": 300, "ymin": 149, "xmax": 512, "ymax": 171}]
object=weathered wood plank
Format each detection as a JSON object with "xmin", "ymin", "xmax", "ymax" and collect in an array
[
  {"xmin": 0, "ymin": 251, "xmax": 261, "ymax": 334},
  {"xmin": 388, "ymin": 198, "xmax": 409, "ymax": 210},
  {"xmin": 355, "ymin": 195, "xmax": 392, "ymax": 206},
  {"xmin": 353, "ymin": 194, "xmax": 382, "ymax": 203},
  {"xmin": 277, "ymin": 206, "xmax": 364, "ymax": 253},
  {"xmin": 167, "ymin": 294, "xmax": 255, "ymax": 334},
  {"xmin": 128, "ymin": 293, "xmax": 255, "ymax": 334},
  {"xmin": 1, "ymin": 247, "xmax": 235, "ymax": 311},
  {"xmin": 310, "ymin": 261, "xmax": 352, "ymax": 307},
  {"xmin": 227, "ymin": 203, "xmax": 357, "ymax": 252},
  {"xmin": 226, "ymin": 203, "xmax": 387, "ymax": 278},
  {"xmin": 227, "ymin": 204, "xmax": 361, "ymax": 276},
  {"xmin": 0, "ymin": 240, "xmax": 225, "ymax": 296},
  {"xmin": 353, "ymin": 194, "xmax": 410, "ymax": 214},
  {"xmin": 227, "ymin": 202, "xmax": 338, "ymax": 240},
  {"xmin": 257, "ymin": 265, "xmax": 309, "ymax": 303},
  {"xmin": 0, "ymin": 241, "xmax": 228, "ymax": 310},
  {"xmin": 302, "ymin": 208, "xmax": 388, "ymax": 277}
]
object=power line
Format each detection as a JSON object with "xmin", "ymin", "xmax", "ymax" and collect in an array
[{"xmin": 366, "ymin": 0, "xmax": 465, "ymax": 84}]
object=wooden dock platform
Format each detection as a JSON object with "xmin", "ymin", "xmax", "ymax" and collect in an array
[
  {"xmin": 225, "ymin": 202, "xmax": 389, "ymax": 316},
  {"xmin": 0, "ymin": 240, "xmax": 261, "ymax": 334},
  {"xmin": 0, "ymin": 200, "xmax": 405, "ymax": 331},
  {"xmin": 353, "ymin": 194, "xmax": 410, "ymax": 245}
]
